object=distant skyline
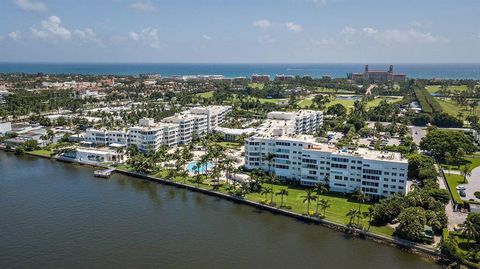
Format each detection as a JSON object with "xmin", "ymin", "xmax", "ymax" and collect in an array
[{"xmin": 1, "ymin": 0, "xmax": 480, "ymax": 63}]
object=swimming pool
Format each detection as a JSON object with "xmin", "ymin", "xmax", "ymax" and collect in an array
[{"xmin": 186, "ymin": 161, "xmax": 214, "ymax": 173}]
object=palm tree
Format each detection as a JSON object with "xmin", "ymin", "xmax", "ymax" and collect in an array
[
  {"xmin": 314, "ymin": 183, "xmax": 328, "ymax": 215},
  {"xmin": 318, "ymin": 199, "xmax": 331, "ymax": 217},
  {"xmin": 463, "ymin": 219, "xmax": 478, "ymax": 251},
  {"xmin": 461, "ymin": 164, "xmax": 473, "ymax": 183},
  {"xmin": 302, "ymin": 189, "xmax": 317, "ymax": 216},
  {"xmin": 261, "ymin": 186, "xmax": 273, "ymax": 203},
  {"xmin": 351, "ymin": 188, "xmax": 368, "ymax": 225},
  {"xmin": 275, "ymin": 189, "xmax": 289, "ymax": 208},
  {"xmin": 362, "ymin": 207, "xmax": 375, "ymax": 231},
  {"xmin": 192, "ymin": 171, "xmax": 203, "ymax": 188},
  {"xmin": 266, "ymin": 174, "xmax": 278, "ymax": 202},
  {"xmin": 181, "ymin": 145, "xmax": 194, "ymax": 164},
  {"xmin": 200, "ymin": 154, "xmax": 209, "ymax": 181},
  {"xmin": 262, "ymin": 152, "xmax": 275, "ymax": 175},
  {"xmin": 222, "ymin": 158, "xmax": 235, "ymax": 185},
  {"xmin": 346, "ymin": 208, "xmax": 361, "ymax": 226}
]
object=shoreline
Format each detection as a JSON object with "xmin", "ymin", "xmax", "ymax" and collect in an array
[{"xmin": 13, "ymin": 150, "xmax": 448, "ymax": 265}]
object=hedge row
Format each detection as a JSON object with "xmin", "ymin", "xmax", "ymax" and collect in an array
[{"xmin": 414, "ymin": 87, "xmax": 442, "ymax": 114}]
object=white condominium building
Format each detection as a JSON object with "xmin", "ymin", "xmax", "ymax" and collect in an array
[
  {"xmin": 128, "ymin": 122, "xmax": 178, "ymax": 151},
  {"xmin": 188, "ymin": 105, "xmax": 232, "ymax": 131},
  {"xmin": 162, "ymin": 112, "xmax": 208, "ymax": 145},
  {"xmin": 244, "ymin": 134, "xmax": 408, "ymax": 198},
  {"xmin": 84, "ymin": 105, "xmax": 231, "ymax": 151},
  {"xmin": 263, "ymin": 110, "xmax": 323, "ymax": 136},
  {"xmin": 84, "ymin": 119, "xmax": 178, "ymax": 152}
]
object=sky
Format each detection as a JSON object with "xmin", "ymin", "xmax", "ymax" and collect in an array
[{"xmin": 0, "ymin": 0, "xmax": 479, "ymax": 63}]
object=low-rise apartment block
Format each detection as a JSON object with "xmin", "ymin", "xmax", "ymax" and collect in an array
[{"xmin": 83, "ymin": 105, "xmax": 231, "ymax": 151}]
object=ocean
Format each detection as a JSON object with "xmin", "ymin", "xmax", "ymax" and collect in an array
[{"xmin": 0, "ymin": 63, "xmax": 479, "ymax": 80}]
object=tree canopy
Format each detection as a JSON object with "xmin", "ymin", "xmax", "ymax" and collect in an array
[{"xmin": 420, "ymin": 128, "xmax": 476, "ymax": 160}]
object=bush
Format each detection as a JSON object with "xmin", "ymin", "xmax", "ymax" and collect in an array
[
  {"xmin": 414, "ymin": 87, "xmax": 442, "ymax": 114},
  {"xmin": 432, "ymin": 112, "xmax": 463, "ymax": 128},
  {"xmin": 440, "ymin": 237, "xmax": 459, "ymax": 259},
  {"xmin": 475, "ymin": 192, "xmax": 480, "ymax": 199},
  {"xmin": 15, "ymin": 146, "xmax": 25, "ymax": 155},
  {"xmin": 395, "ymin": 207, "xmax": 427, "ymax": 242}
]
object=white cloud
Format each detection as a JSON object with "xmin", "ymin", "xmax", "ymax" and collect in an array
[
  {"xmin": 341, "ymin": 26, "xmax": 356, "ymax": 35},
  {"xmin": 15, "ymin": 0, "xmax": 47, "ymax": 11},
  {"xmin": 128, "ymin": 32, "xmax": 140, "ymax": 41},
  {"xmin": 285, "ymin": 22, "xmax": 303, "ymax": 32},
  {"xmin": 362, "ymin": 27, "xmax": 378, "ymax": 35},
  {"xmin": 31, "ymin": 16, "xmax": 71, "ymax": 40},
  {"xmin": 128, "ymin": 27, "xmax": 161, "ymax": 48},
  {"xmin": 8, "ymin": 31, "xmax": 21, "ymax": 41},
  {"xmin": 339, "ymin": 26, "xmax": 445, "ymax": 45},
  {"xmin": 309, "ymin": 37, "xmax": 333, "ymax": 47},
  {"xmin": 202, "ymin": 34, "xmax": 212, "ymax": 41},
  {"xmin": 129, "ymin": 1, "xmax": 156, "ymax": 12},
  {"xmin": 258, "ymin": 34, "xmax": 275, "ymax": 44},
  {"xmin": 74, "ymin": 28, "xmax": 104, "ymax": 46},
  {"xmin": 383, "ymin": 29, "xmax": 442, "ymax": 44},
  {"xmin": 253, "ymin": 19, "xmax": 273, "ymax": 29},
  {"xmin": 410, "ymin": 20, "xmax": 432, "ymax": 29},
  {"xmin": 305, "ymin": 0, "xmax": 328, "ymax": 6}
]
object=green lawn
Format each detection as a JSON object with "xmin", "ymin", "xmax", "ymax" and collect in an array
[
  {"xmin": 323, "ymin": 96, "xmax": 403, "ymax": 110},
  {"xmin": 27, "ymin": 149, "xmax": 53, "ymax": 157},
  {"xmin": 325, "ymin": 98, "xmax": 356, "ymax": 109},
  {"xmin": 442, "ymin": 155, "xmax": 480, "ymax": 171},
  {"xmin": 248, "ymin": 83, "xmax": 265, "ymax": 90},
  {"xmin": 196, "ymin": 91, "xmax": 214, "ymax": 98},
  {"xmin": 314, "ymin": 87, "xmax": 354, "ymax": 94},
  {"xmin": 257, "ymin": 97, "xmax": 287, "ymax": 104},
  {"xmin": 297, "ymin": 97, "xmax": 314, "ymax": 108},
  {"xmin": 444, "ymin": 174, "xmax": 467, "ymax": 204},
  {"xmin": 426, "ymin": 85, "xmax": 470, "ymax": 94},
  {"xmin": 366, "ymin": 96, "xmax": 403, "ymax": 109},
  {"xmin": 214, "ymin": 141, "xmax": 242, "ymax": 149},
  {"xmin": 436, "ymin": 98, "xmax": 479, "ymax": 118},
  {"xmin": 245, "ymin": 183, "xmax": 394, "ymax": 236}
]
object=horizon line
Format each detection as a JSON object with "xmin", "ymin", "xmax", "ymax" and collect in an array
[{"xmin": 1, "ymin": 61, "xmax": 480, "ymax": 65}]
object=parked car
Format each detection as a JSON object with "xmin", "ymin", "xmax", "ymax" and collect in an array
[
  {"xmin": 456, "ymin": 185, "xmax": 466, "ymax": 191},
  {"xmin": 459, "ymin": 190, "xmax": 466, "ymax": 197}
]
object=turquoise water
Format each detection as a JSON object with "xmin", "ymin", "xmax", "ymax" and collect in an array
[
  {"xmin": 186, "ymin": 161, "xmax": 214, "ymax": 173},
  {"xmin": 1, "ymin": 63, "xmax": 480, "ymax": 79}
]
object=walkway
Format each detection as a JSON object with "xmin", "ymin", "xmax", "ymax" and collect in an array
[{"xmin": 365, "ymin": 84, "xmax": 377, "ymax": 95}]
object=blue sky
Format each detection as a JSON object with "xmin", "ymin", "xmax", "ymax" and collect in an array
[{"xmin": 0, "ymin": 0, "xmax": 479, "ymax": 63}]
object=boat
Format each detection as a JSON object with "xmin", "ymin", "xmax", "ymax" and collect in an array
[{"xmin": 94, "ymin": 168, "xmax": 114, "ymax": 178}]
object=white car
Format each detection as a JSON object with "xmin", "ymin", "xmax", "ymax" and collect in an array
[{"xmin": 456, "ymin": 185, "xmax": 466, "ymax": 191}]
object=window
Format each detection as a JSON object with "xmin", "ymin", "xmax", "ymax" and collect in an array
[{"xmin": 363, "ymin": 169, "xmax": 382, "ymax": 175}]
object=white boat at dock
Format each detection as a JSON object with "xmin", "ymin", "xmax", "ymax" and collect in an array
[{"xmin": 94, "ymin": 168, "xmax": 115, "ymax": 178}]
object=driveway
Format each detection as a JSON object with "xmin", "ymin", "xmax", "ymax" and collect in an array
[
  {"xmin": 436, "ymin": 165, "xmax": 467, "ymax": 229},
  {"xmin": 409, "ymin": 126, "xmax": 427, "ymax": 145},
  {"xmin": 464, "ymin": 166, "xmax": 480, "ymax": 202}
]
